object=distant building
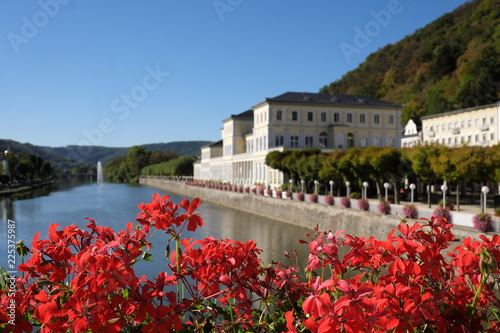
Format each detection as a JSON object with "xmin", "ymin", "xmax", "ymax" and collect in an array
[
  {"xmin": 194, "ymin": 92, "xmax": 403, "ymax": 187},
  {"xmin": 419, "ymin": 102, "xmax": 500, "ymax": 147},
  {"xmin": 401, "ymin": 119, "xmax": 422, "ymax": 148}
]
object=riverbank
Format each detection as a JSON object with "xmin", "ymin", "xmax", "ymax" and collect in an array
[
  {"xmin": 139, "ymin": 176, "xmax": 491, "ymax": 241},
  {"xmin": 0, "ymin": 180, "xmax": 55, "ymax": 197}
]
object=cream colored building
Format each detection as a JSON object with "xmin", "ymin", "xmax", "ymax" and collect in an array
[
  {"xmin": 420, "ymin": 102, "xmax": 500, "ymax": 147},
  {"xmin": 194, "ymin": 92, "xmax": 403, "ymax": 187}
]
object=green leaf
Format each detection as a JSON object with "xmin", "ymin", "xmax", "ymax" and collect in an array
[{"xmin": 142, "ymin": 251, "xmax": 153, "ymax": 261}]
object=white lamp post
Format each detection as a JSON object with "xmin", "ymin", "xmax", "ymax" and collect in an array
[
  {"xmin": 289, "ymin": 179, "xmax": 293, "ymax": 193},
  {"xmin": 301, "ymin": 179, "xmax": 305, "ymax": 193},
  {"xmin": 329, "ymin": 180, "xmax": 334, "ymax": 195},
  {"xmin": 363, "ymin": 181, "xmax": 369, "ymax": 199},
  {"xmin": 383, "ymin": 182, "xmax": 390, "ymax": 201},
  {"xmin": 482, "ymin": 186, "xmax": 490, "ymax": 213},
  {"xmin": 409, "ymin": 183, "xmax": 416, "ymax": 203},
  {"xmin": 314, "ymin": 180, "xmax": 319, "ymax": 194},
  {"xmin": 345, "ymin": 181, "xmax": 351, "ymax": 197},
  {"xmin": 441, "ymin": 184, "xmax": 448, "ymax": 207}
]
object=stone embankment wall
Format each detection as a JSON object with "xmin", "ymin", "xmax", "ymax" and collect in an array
[{"xmin": 139, "ymin": 177, "xmax": 487, "ymax": 242}]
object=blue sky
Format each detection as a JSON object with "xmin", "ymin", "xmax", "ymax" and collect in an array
[{"xmin": 0, "ymin": 0, "xmax": 470, "ymax": 148}]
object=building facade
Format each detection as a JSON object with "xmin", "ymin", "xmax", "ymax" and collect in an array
[
  {"xmin": 194, "ymin": 92, "xmax": 403, "ymax": 187},
  {"xmin": 419, "ymin": 102, "xmax": 500, "ymax": 147}
]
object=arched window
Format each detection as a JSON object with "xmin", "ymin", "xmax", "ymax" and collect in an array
[
  {"xmin": 319, "ymin": 132, "xmax": 327, "ymax": 148},
  {"xmin": 347, "ymin": 133, "xmax": 355, "ymax": 148}
]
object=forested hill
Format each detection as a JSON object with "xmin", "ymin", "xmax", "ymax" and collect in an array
[
  {"xmin": 320, "ymin": 0, "xmax": 500, "ymax": 125},
  {"xmin": 0, "ymin": 139, "xmax": 211, "ymax": 171}
]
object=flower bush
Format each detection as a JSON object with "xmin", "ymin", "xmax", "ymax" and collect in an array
[
  {"xmin": 402, "ymin": 204, "xmax": 419, "ymax": 218},
  {"xmin": 340, "ymin": 196, "xmax": 351, "ymax": 208},
  {"xmin": 495, "ymin": 207, "xmax": 500, "ymax": 217},
  {"xmin": 257, "ymin": 187, "xmax": 264, "ymax": 195},
  {"xmin": 473, "ymin": 213, "xmax": 493, "ymax": 232},
  {"xmin": 285, "ymin": 190, "xmax": 293, "ymax": 199},
  {"xmin": 433, "ymin": 206, "xmax": 451, "ymax": 222},
  {"xmin": 3, "ymin": 194, "xmax": 500, "ymax": 333},
  {"xmin": 377, "ymin": 200, "xmax": 391, "ymax": 215},
  {"xmin": 357, "ymin": 198, "xmax": 369, "ymax": 211},
  {"xmin": 309, "ymin": 193, "xmax": 318, "ymax": 203},
  {"xmin": 275, "ymin": 189, "xmax": 283, "ymax": 198},
  {"xmin": 324, "ymin": 194, "xmax": 334, "ymax": 205},
  {"xmin": 297, "ymin": 192, "xmax": 305, "ymax": 201}
]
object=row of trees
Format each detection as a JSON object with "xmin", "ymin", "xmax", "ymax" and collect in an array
[
  {"xmin": 0, "ymin": 152, "xmax": 55, "ymax": 184},
  {"xmin": 265, "ymin": 145, "xmax": 500, "ymax": 207},
  {"xmin": 141, "ymin": 156, "xmax": 195, "ymax": 177},
  {"xmin": 103, "ymin": 146, "xmax": 181, "ymax": 183}
]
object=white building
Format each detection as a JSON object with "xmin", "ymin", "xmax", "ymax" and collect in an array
[
  {"xmin": 418, "ymin": 102, "xmax": 500, "ymax": 147},
  {"xmin": 401, "ymin": 119, "xmax": 422, "ymax": 148},
  {"xmin": 194, "ymin": 92, "xmax": 403, "ymax": 187}
]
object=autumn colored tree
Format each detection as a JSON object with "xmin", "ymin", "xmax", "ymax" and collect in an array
[{"xmin": 404, "ymin": 144, "xmax": 441, "ymax": 207}]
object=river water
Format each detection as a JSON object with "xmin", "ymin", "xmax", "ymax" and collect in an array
[{"xmin": 0, "ymin": 182, "xmax": 312, "ymax": 279}]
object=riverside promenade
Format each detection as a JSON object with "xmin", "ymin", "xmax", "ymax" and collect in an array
[{"xmin": 139, "ymin": 176, "xmax": 497, "ymax": 242}]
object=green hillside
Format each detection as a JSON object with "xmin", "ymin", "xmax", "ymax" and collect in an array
[
  {"xmin": 0, "ymin": 139, "xmax": 212, "ymax": 172},
  {"xmin": 320, "ymin": 0, "xmax": 500, "ymax": 125}
]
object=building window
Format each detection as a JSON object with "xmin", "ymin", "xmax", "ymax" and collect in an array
[
  {"xmin": 483, "ymin": 133, "xmax": 487, "ymax": 142},
  {"xmin": 491, "ymin": 132, "xmax": 495, "ymax": 141},
  {"xmin": 461, "ymin": 120, "xmax": 465, "ymax": 129},
  {"xmin": 347, "ymin": 133, "xmax": 354, "ymax": 148},
  {"xmin": 442, "ymin": 124, "xmax": 445, "ymax": 131},
  {"xmin": 319, "ymin": 132, "xmax": 327, "ymax": 147},
  {"xmin": 334, "ymin": 113, "xmax": 340, "ymax": 123},
  {"xmin": 347, "ymin": 113, "xmax": 353, "ymax": 123},
  {"xmin": 468, "ymin": 135, "xmax": 471, "ymax": 143},
  {"xmin": 448, "ymin": 138, "xmax": 451, "ymax": 145},
  {"xmin": 475, "ymin": 134, "xmax": 479, "ymax": 142},
  {"xmin": 468, "ymin": 120, "xmax": 472, "ymax": 128},
  {"xmin": 491, "ymin": 116, "xmax": 495, "ymax": 125},
  {"xmin": 276, "ymin": 110, "xmax": 282, "ymax": 121},
  {"xmin": 448, "ymin": 123, "xmax": 452, "ymax": 130},
  {"xmin": 307, "ymin": 112, "xmax": 313, "ymax": 122},
  {"xmin": 275, "ymin": 136, "xmax": 284, "ymax": 147},
  {"xmin": 292, "ymin": 111, "xmax": 298, "ymax": 121},
  {"xmin": 374, "ymin": 114, "xmax": 380, "ymax": 124},
  {"xmin": 290, "ymin": 136, "xmax": 299, "ymax": 148},
  {"xmin": 360, "ymin": 114, "xmax": 365, "ymax": 123},
  {"xmin": 305, "ymin": 136, "xmax": 314, "ymax": 147},
  {"xmin": 388, "ymin": 115, "xmax": 394, "ymax": 125},
  {"xmin": 321, "ymin": 112, "xmax": 326, "ymax": 122}
]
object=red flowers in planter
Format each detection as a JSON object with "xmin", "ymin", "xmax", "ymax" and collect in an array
[{"xmin": 2, "ymin": 194, "xmax": 500, "ymax": 333}]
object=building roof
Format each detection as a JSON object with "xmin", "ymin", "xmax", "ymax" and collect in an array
[
  {"xmin": 256, "ymin": 92, "xmax": 403, "ymax": 108},
  {"xmin": 223, "ymin": 109, "xmax": 254, "ymax": 123},
  {"xmin": 421, "ymin": 101, "xmax": 500, "ymax": 120},
  {"xmin": 201, "ymin": 140, "xmax": 223, "ymax": 149}
]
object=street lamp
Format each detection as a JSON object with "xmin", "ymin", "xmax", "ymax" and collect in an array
[
  {"xmin": 409, "ymin": 183, "xmax": 416, "ymax": 203},
  {"xmin": 329, "ymin": 180, "xmax": 334, "ymax": 195},
  {"xmin": 363, "ymin": 182, "xmax": 369, "ymax": 199},
  {"xmin": 314, "ymin": 180, "xmax": 319, "ymax": 194},
  {"xmin": 301, "ymin": 179, "xmax": 305, "ymax": 193},
  {"xmin": 289, "ymin": 179, "xmax": 293, "ymax": 193},
  {"xmin": 383, "ymin": 182, "xmax": 390, "ymax": 201},
  {"xmin": 345, "ymin": 181, "xmax": 351, "ymax": 197},
  {"xmin": 441, "ymin": 184, "xmax": 448, "ymax": 207},
  {"xmin": 482, "ymin": 186, "xmax": 490, "ymax": 213}
]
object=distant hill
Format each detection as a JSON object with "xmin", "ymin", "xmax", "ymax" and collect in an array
[
  {"xmin": 320, "ymin": 0, "xmax": 500, "ymax": 125},
  {"xmin": 0, "ymin": 139, "xmax": 212, "ymax": 171}
]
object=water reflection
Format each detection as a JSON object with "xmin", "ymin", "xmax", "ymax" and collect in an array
[{"xmin": 0, "ymin": 182, "xmax": 312, "ymax": 279}]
